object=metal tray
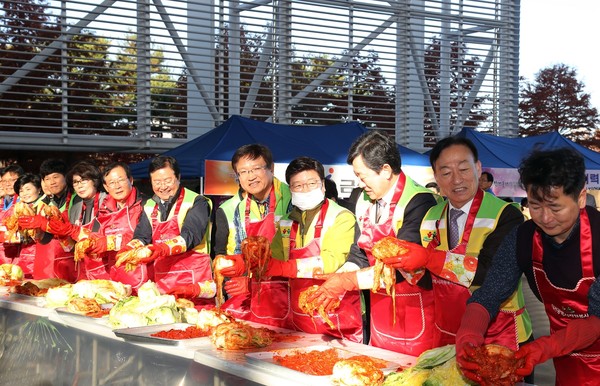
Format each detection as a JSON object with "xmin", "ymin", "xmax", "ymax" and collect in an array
[
  {"xmin": 245, "ymin": 344, "xmax": 400, "ymax": 382},
  {"xmin": 113, "ymin": 323, "xmax": 213, "ymax": 347}
]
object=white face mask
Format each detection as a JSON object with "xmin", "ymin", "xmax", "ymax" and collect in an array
[{"xmin": 292, "ymin": 188, "xmax": 325, "ymax": 211}]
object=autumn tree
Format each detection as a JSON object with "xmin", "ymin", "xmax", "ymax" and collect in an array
[
  {"xmin": 0, "ymin": 0, "xmax": 61, "ymax": 132},
  {"xmin": 519, "ymin": 64, "xmax": 598, "ymax": 142}
]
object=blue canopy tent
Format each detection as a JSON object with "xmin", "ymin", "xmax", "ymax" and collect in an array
[
  {"xmin": 456, "ymin": 128, "xmax": 600, "ymax": 169},
  {"xmin": 131, "ymin": 115, "xmax": 429, "ymax": 178}
]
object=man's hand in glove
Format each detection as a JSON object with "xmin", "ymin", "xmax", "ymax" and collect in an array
[
  {"xmin": 18, "ymin": 215, "xmax": 48, "ymax": 231},
  {"xmin": 47, "ymin": 218, "xmax": 74, "ymax": 237},
  {"xmin": 381, "ymin": 240, "xmax": 446, "ymax": 274},
  {"xmin": 87, "ymin": 235, "xmax": 119, "ymax": 254},
  {"xmin": 515, "ymin": 315, "xmax": 600, "ymax": 376},
  {"xmin": 169, "ymin": 281, "xmax": 216, "ymax": 299},
  {"xmin": 218, "ymin": 254, "xmax": 246, "ymax": 277},
  {"xmin": 224, "ymin": 276, "xmax": 249, "ymax": 297},
  {"xmin": 144, "ymin": 237, "xmax": 187, "ymax": 264},
  {"xmin": 455, "ymin": 303, "xmax": 490, "ymax": 384},
  {"xmin": 309, "ymin": 271, "xmax": 358, "ymax": 312}
]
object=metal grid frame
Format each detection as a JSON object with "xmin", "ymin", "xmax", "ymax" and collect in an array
[{"xmin": 0, "ymin": 0, "xmax": 520, "ymax": 153}]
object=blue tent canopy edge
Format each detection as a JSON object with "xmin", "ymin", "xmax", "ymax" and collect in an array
[{"xmin": 130, "ymin": 115, "xmax": 430, "ymax": 178}]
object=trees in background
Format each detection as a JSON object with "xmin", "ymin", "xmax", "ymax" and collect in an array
[{"xmin": 519, "ymin": 64, "xmax": 599, "ymax": 145}]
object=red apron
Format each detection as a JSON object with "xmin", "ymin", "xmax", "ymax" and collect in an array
[
  {"xmin": 223, "ymin": 188, "xmax": 293, "ymax": 329},
  {"xmin": 0, "ymin": 202, "xmax": 21, "ymax": 264},
  {"xmin": 532, "ymin": 209, "xmax": 600, "ymax": 385},
  {"xmin": 13, "ymin": 242, "xmax": 35, "ymax": 278},
  {"xmin": 105, "ymin": 205, "xmax": 147, "ymax": 291},
  {"xmin": 149, "ymin": 190, "xmax": 212, "ymax": 299},
  {"xmin": 34, "ymin": 197, "xmax": 79, "ymax": 282},
  {"xmin": 358, "ymin": 174, "xmax": 436, "ymax": 356},
  {"xmin": 289, "ymin": 200, "xmax": 363, "ymax": 342},
  {"xmin": 429, "ymin": 190, "xmax": 522, "ymax": 350}
]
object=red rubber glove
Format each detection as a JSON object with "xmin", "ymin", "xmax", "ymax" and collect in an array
[
  {"xmin": 218, "ymin": 254, "xmax": 246, "ymax": 277},
  {"xmin": 143, "ymin": 243, "xmax": 170, "ymax": 264},
  {"xmin": 18, "ymin": 215, "xmax": 48, "ymax": 231},
  {"xmin": 381, "ymin": 240, "xmax": 446, "ymax": 274},
  {"xmin": 169, "ymin": 281, "xmax": 217, "ymax": 299},
  {"xmin": 515, "ymin": 315, "xmax": 600, "ymax": 376},
  {"xmin": 265, "ymin": 259, "xmax": 298, "ymax": 278},
  {"xmin": 224, "ymin": 276, "xmax": 249, "ymax": 297},
  {"xmin": 308, "ymin": 271, "xmax": 358, "ymax": 312},
  {"xmin": 455, "ymin": 303, "xmax": 491, "ymax": 384},
  {"xmin": 169, "ymin": 284, "xmax": 201, "ymax": 299},
  {"xmin": 87, "ymin": 235, "xmax": 119, "ymax": 254},
  {"xmin": 47, "ymin": 218, "xmax": 74, "ymax": 237}
]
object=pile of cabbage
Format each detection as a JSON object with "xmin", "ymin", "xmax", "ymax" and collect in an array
[
  {"xmin": 45, "ymin": 279, "xmax": 131, "ymax": 307},
  {"xmin": 383, "ymin": 345, "xmax": 474, "ymax": 386},
  {"xmin": 108, "ymin": 281, "xmax": 185, "ymax": 328}
]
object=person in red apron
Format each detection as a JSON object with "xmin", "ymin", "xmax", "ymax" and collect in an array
[
  {"xmin": 6, "ymin": 173, "xmax": 43, "ymax": 276},
  {"xmin": 115, "ymin": 156, "xmax": 213, "ymax": 304},
  {"xmin": 212, "ymin": 144, "xmax": 293, "ymax": 328},
  {"xmin": 45, "ymin": 161, "xmax": 108, "ymax": 281},
  {"xmin": 17, "ymin": 159, "xmax": 79, "ymax": 281},
  {"xmin": 50, "ymin": 162, "xmax": 142, "ymax": 286},
  {"xmin": 264, "ymin": 157, "xmax": 362, "ymax": 341},
  {"xmin": 384, "ymin": 136, "xmax": 530, "ymax": 353},
  {"xmin": 0, "ymin": 164, "xmax": 25, "ymax": 263},
  {"xmin": 455, "ymin": 148, "xmax": 600, "ymax": 386},
  {"xmin": 310, "ymin": 131, "xmax": 438, "ymax": 356}
]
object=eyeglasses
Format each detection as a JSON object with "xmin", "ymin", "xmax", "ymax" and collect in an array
[
  {"xmin": 1, "ymin": 178, "xmax": 18, "ymax": 185},
  {"xmin": 106, "ymin": 178, "xmax": 129, "ymax": 188},
  {"xmin": 237, "ymin": 165, "xmax": 268, "ymax": 178},
  {"xmin": 290, "ymin": 180, "xmax": 322, "ymax": 192},
  {"xmin": 72, "ymin": 178, "xmax": 91, "ymax": 187},
  {"xmin": 151, "ymin": 177, "xmax": 176, "ymax": 188}
]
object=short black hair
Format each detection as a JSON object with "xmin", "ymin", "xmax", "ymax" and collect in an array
[
  {"xmin": 14, "ymin": 173, "xmax": 41, "ymax": 194},
  {"xmin": 347, "ymin": 131, "xmax": 401, "ymax": 174},
  {"xmin": 519, "ymin": 148, "xmax": 585, "ymax": 202},
  {"xmin": 231, "ymin": 144, "xmax": 274, "ymax": 172},
  {"xmin": 285, "ymin": 156, "xmax": 325, "ymax": 184},
  {"xmin": 102, "ymin": 162, "xmax": 132, "ymax": 181},
  {"xmin": 40, "ymin": 159, "xmax": 68, "ymax": 179},
  {"xmin": 429, "ymin": 136, "xmax": 479, "ymax": 169},
  {"xmin": 2, "ymin": 164, "xmax": 25, "ymax": 178},
  {"xmin": 324, "ymin": 178, "xmax": 338, "ymax": 200},
  {"xmin": 149, "ymin": 156, "xmax": 181, "ymax": 179},
  {"xmin": 481, "ymin": 171, "xmax": 494, "ymax": 183}
]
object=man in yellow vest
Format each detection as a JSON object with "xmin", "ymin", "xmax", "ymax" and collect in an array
[
  {"xmin": 309, "ymin": 131, "xmax": 439, "ymax": 355},
  {"xmin": 383, "ymin": 136, "xmax": 532, "ymax": 371}
]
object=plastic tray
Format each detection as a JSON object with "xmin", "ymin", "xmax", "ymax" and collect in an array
[{"xmin": 113, "ymin": 323, "xmax": 212, "ymax": 347}]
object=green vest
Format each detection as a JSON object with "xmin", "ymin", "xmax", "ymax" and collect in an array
[
  {"xmin": 277, "ymin": 199, "xmax": 350, "ymax": 261},
  {"xmin": 218, "ymin": 177, "xmax": 292, "ymax": 255},
  {"xmin": 420, "ymin": 193, "xmax": 532, "ymax": 342},
  {"xmin": 355, "ymin": 173, "xmax": 434, "ymax": 234}
]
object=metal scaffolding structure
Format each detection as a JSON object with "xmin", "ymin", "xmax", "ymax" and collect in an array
[{"xmin": 0, "ymin": 0, "xmax": 520, "ymax": 153}]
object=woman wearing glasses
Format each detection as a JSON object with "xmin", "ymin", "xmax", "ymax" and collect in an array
[{"xmin": 46, "ymin": 161, "xmax": 108, "ymax": 280}]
